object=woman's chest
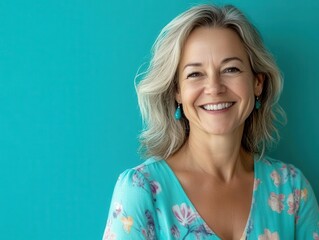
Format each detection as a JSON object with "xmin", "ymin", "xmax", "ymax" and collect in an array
[{"xmin": 186, "ymin": 177, "xmax": 254, "ymax": 239}]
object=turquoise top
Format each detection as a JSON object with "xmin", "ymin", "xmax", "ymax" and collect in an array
[{"xmin": 103, "ymin": 157, "xmax": 319, "ymax": 239}]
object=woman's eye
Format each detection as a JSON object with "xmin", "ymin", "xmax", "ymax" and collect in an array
[
  {"xmin": 223, "ymin": 67, "xmax": 241, "ymax": 73},
  {"xmin": 186, "ymin": 72, "xmax": 202, "ymax": 79}
]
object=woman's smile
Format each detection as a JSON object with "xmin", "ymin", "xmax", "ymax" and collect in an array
[{"xmin": 201, "ymin": 102, "xmax": 235, "ymax": 111}]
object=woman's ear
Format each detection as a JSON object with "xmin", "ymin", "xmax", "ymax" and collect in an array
[
  {"xmin": 254, "ymin": 73, "xmax": 265, "ymax": 96},
  {"xmin": 175, "ymin": 92, "xmax": 181, "ymax": 104},
  {"xmin": 175, "ymin": 82, "xmax": 182, "ymax": 103}
]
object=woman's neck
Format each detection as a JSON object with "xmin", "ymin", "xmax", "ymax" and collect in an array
[{"xmin": 178, "ymin": 128, "xmax": 253, "ymax": 182}]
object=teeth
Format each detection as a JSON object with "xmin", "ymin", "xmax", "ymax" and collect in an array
[{"xmin": 203, "ymin": 102, "xmax": 233, "ymax": 111}]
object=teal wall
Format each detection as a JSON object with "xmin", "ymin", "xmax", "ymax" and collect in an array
[{"xmin": 0, "ymin": 0, "xmax": 318, "ymax": 239}]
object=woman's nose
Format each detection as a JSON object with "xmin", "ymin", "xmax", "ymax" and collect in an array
[{"xmin": 204, "ymin": 73, "xmax": 226, "ymax": 95}]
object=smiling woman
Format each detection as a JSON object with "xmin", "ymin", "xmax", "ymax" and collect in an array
[
  {"xmin": 102, "ymin": 4, "xmax": 319, "ymax": 240},
  {"xmin": 176, "ymin": 27, "xmax": 264, "ymax": 138}
]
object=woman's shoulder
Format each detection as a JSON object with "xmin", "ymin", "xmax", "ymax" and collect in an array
[
  {"xmin": 105, "ymin": 159, "xmax": 163, "ymax": 239},
  {"xmin": 257, "ymin": 155, "xmax": 293, "ymax": 167},
  {"xmin": 256, "ymin": 155, "xmax": 309, "ymax": 188},
  {"xmin": 110, "ymin": 158, "xmax": 166, "ymax": 208},
  {"xmin": 116, "ymin": 157, "xmax": 166, "ymax": 186}
]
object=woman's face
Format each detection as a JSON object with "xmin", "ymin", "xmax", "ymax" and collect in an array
[{"xmin": 176, "ymin": 27, "xmax": 263, "ymax": 136}]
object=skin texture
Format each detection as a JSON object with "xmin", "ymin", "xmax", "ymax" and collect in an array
[{"xmin": 167, "ymin": 27, "xmax": 264, "ymax": 240}]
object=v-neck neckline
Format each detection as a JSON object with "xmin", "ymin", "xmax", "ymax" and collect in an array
[{"xmin": 161, "ymin": 157, "xmax": 257, "ymax": 240}]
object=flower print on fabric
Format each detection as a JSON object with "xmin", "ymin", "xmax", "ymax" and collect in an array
[
  {"xmin": 150, "ymin": 180, "xmax": 162, "ymax": 196},
  {"xmin": 134, "ymin": 165, "xmax": 149, "ymax": 178},
  {"xmin": 193, "ymin": 224, "xmax": 215, "ymax": 239},
  {"xmin": 133, "ymin": 165, "xmax": 162, "ymax": 201},
  {"xmin": 239, "ymin": 218, "xmax": 254, "ymax": 240},
  {"xmin": 279, "ymin": 166, "xmax": 289, "ymax": 184},
  {"xmin": 270, "ymin": 164, "xmax": 298, "ymax": 187},
  {"xmin": 103, "ymin": 202, "xmax": 125, "ymax": 239},
  {"xmin": 112, "ymin": 202, "xmax": 123, "ymax": 218},
  {"xmin": 107, "ymin": 201, "xmax": 137, "ymax": 236},
  {"xmin": 121, "ymin": 216, "xmax": 134, "ymax": 233},
  {"xmin": 314, "ymin": 232, "xmax": 319, "ymax": 240},
  {"xmin": 172, "ymin": 203, "xmax": 214, "ymax": 239},
  {"xmin": 270, "ymin": 170, "xmax": 281, "ymax": 187},
  {"xmin": 287, "ymin": 188, "xmax": 309, "ymax": 224},
  {"xmin": 103, "ymin": 219, "xmax": 117, "ymax": 240},
  {"xmin": 170, "ymin": 224, "xmax": 180, "ymax": 239},
  {"xmin": 132, "ymin": 171, "xmax": 147, "ymax": 188},
  {"xmin": 268, "ymin": 192, "xmax": 285, "ymax": 213},
  {"xmin": 258, "ymin": 228, "xmax": 280, "ymax": 240},
  {"xmin": 141, "ymin": 210, "xmax": 156, "ymax": 240},
  {"xmin": 107, "ymin": 199, "xmax": 157, "ymax": 239},
  {"xmin": 286, "ymin": 164, "xmax": 297, "ymax": 178},
  {"xmin": 287, "ymin": 190, "xmax": 301, "ymax": 216},
  {"xmin": 173, "ymin": 203, "xmax": 197, "ymax": 226},
  {"xmin": 254, "ymin": 178, "xmax": 261, "ymax": 191},
  {"xmin": 245, "ymin": 219, "xmax": 254, "ymax": 237},
  {"xmin": 301, "ymin": 188, "xmax": 308, "ymax": 200}
]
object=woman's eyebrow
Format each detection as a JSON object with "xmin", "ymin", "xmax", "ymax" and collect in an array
[
  {"xmin": 183, "ymin": 57, "xmax": 243, "ymax": 70},
  {"xmin": 221, "ymin": 57, "xmax": 243, "ymax": 64},
  {"xmin": 183, "ymin": 62, "xmax": 202, "ymax": 70}
]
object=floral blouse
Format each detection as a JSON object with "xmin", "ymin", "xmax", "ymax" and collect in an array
[{"xmin": 103, "ymin": 156, "xmax": 319, "ymax": 239}]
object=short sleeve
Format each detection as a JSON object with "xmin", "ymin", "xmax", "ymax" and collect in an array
[
  {"xmin": 294, "ymin": 170, "xmax": 319, "ymax": 239},
  {"xmin": 102, "ymin": 168, "xmax": 158, "ymax": 240}
]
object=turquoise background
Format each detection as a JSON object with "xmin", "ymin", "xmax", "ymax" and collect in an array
[{"xmin": 0, "ymin": 0, "xmax": 318, "ymax": 239}]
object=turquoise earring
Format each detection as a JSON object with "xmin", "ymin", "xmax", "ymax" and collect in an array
[
  {"xmin": 255, "ymin": 96, "xmax": 261, "ymax": 110},
  {"xmin": 174, "ymin": 104, "xmax": 182, "ymax": 120}
]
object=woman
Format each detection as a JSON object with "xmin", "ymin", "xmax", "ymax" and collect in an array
[{"xmin": 103, "ymin": 4, "xmax": 319, "ymax": 240}]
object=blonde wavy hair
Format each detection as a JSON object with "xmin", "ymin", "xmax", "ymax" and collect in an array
[{"xmin": 136, "ymin": 4, "xmax": 286, "ymax": 159}]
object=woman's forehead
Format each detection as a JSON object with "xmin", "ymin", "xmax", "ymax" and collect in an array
[{"xmin": 179, "ymin": 27, "xmax": 249, "ymax": 66}]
